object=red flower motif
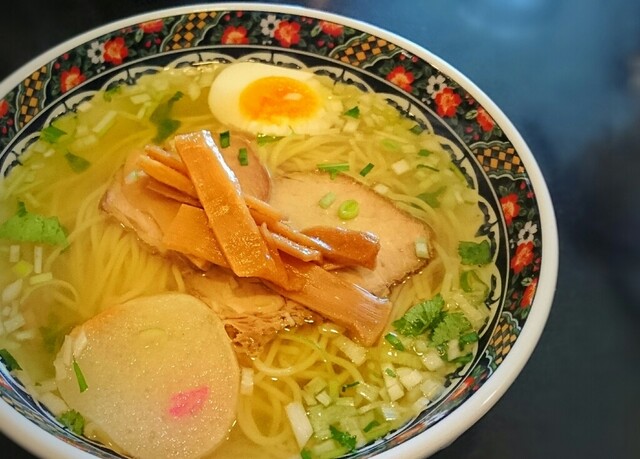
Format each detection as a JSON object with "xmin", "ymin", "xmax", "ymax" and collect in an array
[
  {"xmin": 60, "ymin": 66, "xmax": 86, "ymax": 93},
  {"xmin": 386, "ymin": 66, "xmax": 415, "ymax": 92},
  {"xmin": 521, "ymin": 278, "xmax": 538, "ymax": 308},
  {"xmin": 274, "ymin": 21, "xmax": 301, "ymax": 48},
  {"xmin": 511, "ymin": 241, "xmax": 534, "ymax": 274},
  {"xmin": 500, "ymin": 193, "xmax": 520, "ymax": 226},
  {"xmin": 104, "ymin": 37, "xmax": 129, "ymax": 65},
  {"xmin": 0, "ymin": 99, "xmax": 8, "ymax": 118},
  {"xmin": 139, "ymin": 19, "xmax": 164, "ymax": 34},
  {"xmin": 319, "ymin": 21, "xmax": 343, "ymax": 37},
  {"xmin": 476, "ymin": 107, "xmax": 495, "ymax": 132},
  {"xmin": 434, "ymin": 87, "xmax": 461, "ymax": 117},
  {"xmin": 221, "ymin": 25, "xmax": 249, "ymax": 44}
]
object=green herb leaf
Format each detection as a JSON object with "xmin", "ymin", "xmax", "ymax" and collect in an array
[
  {"xmin": 65, "ymin": 152, "xmax": 91, "ymax": 173},
  {"xmin": 238, "ymin": 147, "xmax": 249, "ymax": 166},
  {"xmin": 150, "ymin": 91, "xmax": 183, "ymax": 143},
  {"xmin": 0, "ymin": 202, "xmax": 68, "ymax": 246},
  {"xmin": 344, "ymin": 106, "xmax": 360, "ymax": 118},
  {"xmin": 458, "ymin": 240, "xmax": 492, "ymax": 265},
  {"xmin": 330, "ymin": 425, "xmax": 357, "ymax": 451},
  {"xmin": 384, "ymin": 333, "xmax": 405, "ymax": 351},
  {"xmin": 219, "ymin": 131, "xmax": 231, "ymax": 148},
  {"xmin": 72, "ymin": 358, "xmax": 89, "ymax": 393},
  {"xmin": 359, "ymin": 162, "xmax": 374, "ymax": 177},
  {"xmin": 57, "ymin": 409, "xmax": 85, "ymax": 435},
  {"xmin": 39, "ymin": 125, "xmax": 67, "ymax": 144},
  {"xmin": 0, "ymin": 349, "xmax": 21, "ymax": 371},
  {"xmin": 256, "ymin": 133, "xmax": 284, "ymax": 146},
  {"xmin": 459, "ymin": 331, "xmax": 479, "ymax": 347},
  {"xmin": 431, "ymin": 313, "xmax": 472, "ymax": 346},
  {"xmin": 392, "ymin": 294, "xmax": 444, "ymax": 336}
]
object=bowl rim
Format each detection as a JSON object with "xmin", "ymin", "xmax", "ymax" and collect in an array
[{"xmin": 0, "ymin": 3, "xmax": 559, "ymax": 459}]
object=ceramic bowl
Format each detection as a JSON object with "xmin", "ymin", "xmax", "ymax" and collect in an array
[{"xmin": 0, "ymin": 3, "xmax": 558, "ymax": 458}]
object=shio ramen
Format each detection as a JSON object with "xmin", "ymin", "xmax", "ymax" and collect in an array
[{"xmin": 0, "ymin": 61, "xmax": 497, "ymax": 459}]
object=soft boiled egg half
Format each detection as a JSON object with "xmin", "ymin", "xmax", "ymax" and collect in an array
[{"xmin": 208, "ymin": 62, "xmax": 340, "ymax": 136}]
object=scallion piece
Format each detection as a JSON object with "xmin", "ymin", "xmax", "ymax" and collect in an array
[
  {"xmin": 359, "ymin": 162, "xmax": 374, "ymax": 177},
  {"xmin": 40, "ymin": 125, "xmax": 67, "ymax": 144},
  {"xmin": 337, "ymin": 199, "xmax": 359, "ymax": 220},
  {"xmin": 344, "ymin": 106, "xmax": 360, "ymax": 118},
  {"xmin": 363, "ymin": 420, "xmax": 381, "ymax": 433},
  {"xmin": 417, "ymin": 164, "xmax": 439, "ymax": 172},
  {"xmin": 256, "ymin": 133, "xmax": 283, "ymax": 145},
  {"xmin": 341, "ymin": 381, "xmax": 360, "ymax": 392},
  {"xmin": 384, "ymin": 368, "xmax": 396, "ymax": 378},
  {"xmin": 318, "ymin": 191, "xmax": 337, "ymax": 209},
  {"xmin": 0, "ymin": 348, "xmax": 21, "ymax": 371},
  {"xmin": 409, "ymin": 124, "xmax": 424, "ymax": 135},
  {"xmin": 384, "ymin": 333, "xmax": 405, "ymax": 351},
  {"xmin": 219, "ymin": 131, "xmax": 230, "ymax": 148},
  {"xmin": 72, "ymin": 358, "xmax": 88, "ymax": 393},
  {"xmin": 64, "ymin": 152, "xmax": 91, "ymax": 173},
  {"xmin": 418, "ymin": 149, "xmax": 432, "ymax": 157},
  {"xmin": 238, "ymin": 147, "xmax": 249, "ymax": 166},
  {"xmin": 317, "ymin": 162, "xmax": 349, "ymax": 179}
]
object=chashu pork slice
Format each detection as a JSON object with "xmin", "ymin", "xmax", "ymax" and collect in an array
[{"xmin": 269, "ymin": 172, "xmax": 431, "ymax": 296}]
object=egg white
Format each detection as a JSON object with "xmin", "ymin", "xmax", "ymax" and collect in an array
[{"xmin": 208, "ymin": 62, "xmax": 340, "ymax": 136}]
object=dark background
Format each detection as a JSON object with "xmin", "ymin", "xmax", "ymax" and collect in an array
[{"xmin": 1, "ymin": 1, "xmax": 639, "ymax": 458}]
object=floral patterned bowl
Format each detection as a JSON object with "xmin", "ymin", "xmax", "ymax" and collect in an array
[{"xmin": 0, "ymin": 3, "xmax": 558, "ymax": 459}]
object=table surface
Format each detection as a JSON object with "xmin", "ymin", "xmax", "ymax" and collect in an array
[{"xmin": 1, "ymin": 1, "xmax": 639, "ymax": 458}]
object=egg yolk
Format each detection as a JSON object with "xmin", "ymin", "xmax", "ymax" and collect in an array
[{"xmin": 239, "ymin": 76, "xmax": 320, "ymax": 123}]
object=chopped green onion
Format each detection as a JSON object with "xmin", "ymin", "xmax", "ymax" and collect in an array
[
  {"xmin": 318, "ymin": 191, "xmax": 337, "ymax": 209},
  {"xmin": 417, "ymin": 188, "xmax": 445, "ymax": 208},
  {"xmin": 384, "ymin": 333, "xmax": 405, "ymax": 351},
  {"xmin": 359, "ymin": 162, "xmax": 374, "ymax": 177},
  {"xmin": 72, "ymin": 358, "xmax": 88, "ymax": 393},
  {"xmin": 409, "ymin": 124, "xmax": 424, "ymax": 135},
  {"xmin": 103, "ymin": 85, "xmax": 121, "ymax": 102},
  {"xmin": 381, "ymin": 138, "xmax": 399, "ymax": 151},
  {"xmin": 300, "ymin": 449, "xmax": 312, "ymax": 459},
  {"xmin": 57, "ymin": 410, "xmax": 85, "ymax": 436},
  {"xmin": 384, "ymin": 368, "xmax": 396, "ymax": 378},
  {"xmin": 238, "ymin": 147, "xmax": 249, "ymax": 166},
  {"xmin": 417, "ymin": 164, "xmax": 439, "ymax": 172},
  {"xmin": 363, "ymin": 419, "xmax": 381, "ymax": 433},
  {"xmin": 40, "ymin": 125, "xmax": 66, "ymax": 144},
  {"xmin": 329, "ymin": 425, "xmax": 356, "ymax": 451},
  {"xmin": 344, "ymin": 106, "xmax": 360, "ymax": 118},
  {"xmin": 415, "ymin": 236, "xmax": 429, "ymax": 259},
  {"xmin": 257, "ymin": 133, "xmax": 283, "ymax": 145},
  {"xmin": 219, "ymin": 131, "xmax": 230, "ymax": 148},
  {"xmin": 337, "ymin": 199, "xmax": 359, "ymax": 220},
  {"xmin": 450, "ymin": 353, "xmax": 474, "ymax": 365},
  {"xmin": 341, "ymin": 381, "xmax": 360, "ymax": 392},
  {"xmin": 0, "ymin": 349, "xmax": 22, "ymax": 371},
  {"xmin": 317, "ymin": 162, "xmax": 349, "ymax": 179},
  {"xmin": 64, "ymin": 152, "xmax": 91, "ymax": 173},
  {"xmin": 391, "ymin": 159, "xmax": 410, "ymax": 175},
  {"xmin": 418, "ymin": 149, "xmax": 432, "ymax": 157}
]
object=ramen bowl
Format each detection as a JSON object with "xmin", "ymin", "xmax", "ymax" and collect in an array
[{"xmin": 0, "ymin": 3, "xmax": 557, "ymax": 459}]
